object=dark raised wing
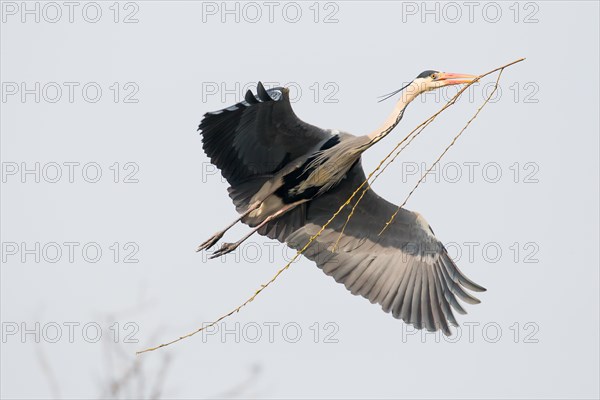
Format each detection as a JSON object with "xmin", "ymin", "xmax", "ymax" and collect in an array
[
  {"xmin": 199, "ymin": 82, "xmax": 331, "ymax": 185},
  {"xmin": 259, "ymin": 162, "xmax": 486, "ymax": 335}
]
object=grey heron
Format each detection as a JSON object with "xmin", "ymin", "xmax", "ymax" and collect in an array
[{"xmin": 197, "ymin": 71, "xmax": 486, "ymax": 335}]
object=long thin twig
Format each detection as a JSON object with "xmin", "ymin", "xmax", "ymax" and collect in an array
[{"xmin": 137, "ymin": 58, "xmax": 524, "ymax": 355}]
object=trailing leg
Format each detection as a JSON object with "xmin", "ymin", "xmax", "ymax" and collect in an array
[
  {"xmin": 196, "ymin": 203, "xmax": 259, "ymax": 252},
  {"xmin": 208, "ymin": 205, "xmax": 293, "ymax": 259}
]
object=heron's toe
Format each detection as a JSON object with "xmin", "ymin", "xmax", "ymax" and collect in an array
[
  {"xmin": 208, "ymin": 242, "xmax": 238, "ymax": 259},
  {"xmin": 196, "ymin": 232, "xmax": 224, "ymax": 252}
]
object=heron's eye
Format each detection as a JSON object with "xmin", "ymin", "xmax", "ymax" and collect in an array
[{"xmin": 431, "ymin": 73, "xmax": 437, "ymax": 80}]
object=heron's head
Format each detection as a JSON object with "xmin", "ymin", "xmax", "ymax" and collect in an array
[
  {"xmin": 378, "ymin": 70, "xmax": 478, "ymax": 102},
  {"xmin": 413, "ymin": 70, "xmax": 478, "ymax": 92}
]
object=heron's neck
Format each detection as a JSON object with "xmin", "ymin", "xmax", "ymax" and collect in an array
[{"xmin": 365, "ymin": 85, "xmax": 420, "ymax": 147}]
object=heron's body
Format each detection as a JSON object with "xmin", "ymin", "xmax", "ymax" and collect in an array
[
  {"xmin": 243, "ymin": 130, "xmax": 365, "ymax": 226},
  {"xmin": 198, "ymin": 74, "xmax": 486, "ymax": 335}
]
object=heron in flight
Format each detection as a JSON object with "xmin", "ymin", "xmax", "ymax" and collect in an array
[{"xmin": 197, "ymin": 70, "xmax": 486, "ymax": 335}]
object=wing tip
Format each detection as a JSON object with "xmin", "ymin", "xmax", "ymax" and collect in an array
[{"xmin": 442, "ymin": 252, "xmax": 487, "ymax": 293}]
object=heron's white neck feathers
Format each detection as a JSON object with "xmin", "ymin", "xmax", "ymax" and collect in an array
[{"xmin": 366, "ymin": 82, "xmax": 421, "ymax": 145}]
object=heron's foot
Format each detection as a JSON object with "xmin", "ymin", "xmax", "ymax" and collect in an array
[
  {"xmin": 209, "ymin": 241, "xmax": 240, "ymax": 259},
  {"xmin": 196, "ymin": 231, "xmax": 224, "ymax": 252}
]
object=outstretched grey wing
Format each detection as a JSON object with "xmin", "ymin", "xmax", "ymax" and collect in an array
[
  {"xmin": 199, "ymin": 82, "xmax": 331, "ymax": 185},
  {"xmin": 261, "ymin": 162, "xmax": 486, "ymax": 335}
]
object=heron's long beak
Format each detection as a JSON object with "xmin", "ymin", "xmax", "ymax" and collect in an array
[{"xmin": 436, "ymin": 72, "xmax": 478, "ymax": 86}]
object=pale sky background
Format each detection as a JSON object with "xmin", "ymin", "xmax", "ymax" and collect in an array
[{"xmin": 1, "ymin": 1, "xmax": 599, "ymax": 399}]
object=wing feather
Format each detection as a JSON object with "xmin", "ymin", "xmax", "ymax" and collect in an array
[
  {"xmin": 400, "ymin": 263, "xmax": 419, "ymax": 325},
  {"xmin": 420, "ymin": 268, "xmax": 434, "ymax": 331},
  {"xmin": 371, "ymin": 255, "xmax": 407, "ymax": 312},
  {"xmin": 436, "ymin": 261, "xmax": 468, "ymax": 314},
  {"xmin": 431, "ymin": 267, "xmax": 458, "ymax": 327},
  {"xmin": 427, "ymin": 268, "xmax": 451, "ymax": 334}
]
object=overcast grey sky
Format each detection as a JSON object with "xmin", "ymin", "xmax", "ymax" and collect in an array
[{"xmin": 1, "ymin": 1, "xmax": 599, "ymax": 398}]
